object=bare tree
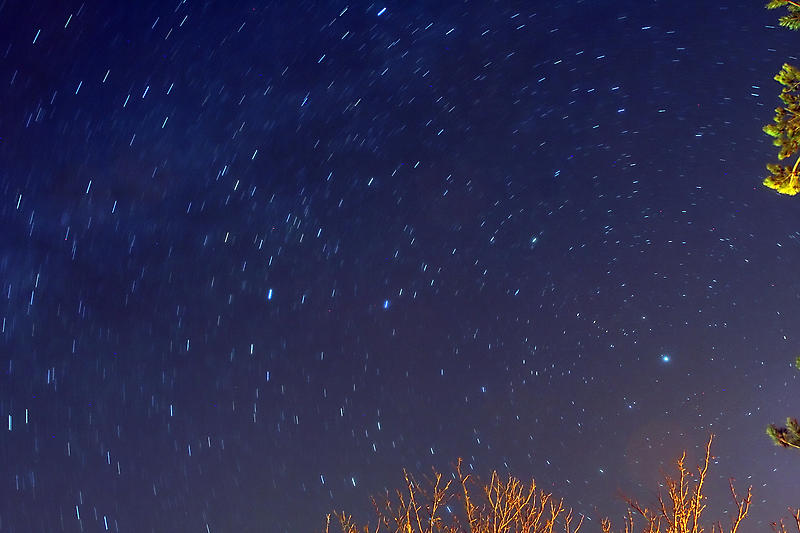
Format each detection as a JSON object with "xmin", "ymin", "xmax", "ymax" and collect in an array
[
  {"xmin": 604, "ymin": 435, "xmax": 751, "ymax": 533},
  {"xmin": 325, "ymin": 435, "xmax": 759, "ymax": 533}
]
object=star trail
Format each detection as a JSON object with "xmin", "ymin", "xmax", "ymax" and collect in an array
[{"xmin": 1, "ymin": 1, "xmax": 800, "ymax": 532}]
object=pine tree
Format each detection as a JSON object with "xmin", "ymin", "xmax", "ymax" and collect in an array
[
  {"xmin": 767, "ymin": 417, "xmax": 800, "ymax": 449},
  {"xmin": 767, "ymin": 0, "xmax": 800, "ymax": 29},
  {"xmin": 766, "ymin": 357, "xmax": 800, "ymax": 450},
  {"xmin": 763, "ymin": 1, "xmax": 800, "ymax": 195}
]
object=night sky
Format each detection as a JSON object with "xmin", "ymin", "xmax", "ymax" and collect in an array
[{"xmin": 2, "ymin": 0, "xmax": 800, "ymax": 531}]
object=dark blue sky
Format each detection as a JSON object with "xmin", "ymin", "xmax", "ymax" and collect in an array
[{"xmin": 2, "ymin": 1, "xmax": 800, "ymax": 531}]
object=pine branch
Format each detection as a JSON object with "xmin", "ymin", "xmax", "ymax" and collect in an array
[
  {"xmin": 764, "ymin": 4, "xmax": 800, "ymax": 193},
  {"xmin": 767, "ymin": 418, "xmax": 800, "ymax": 449}
]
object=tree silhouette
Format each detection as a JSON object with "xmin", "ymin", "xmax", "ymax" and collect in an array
[{"xmin": 763, "ymin": 1, "xmax": 800, "ymax": 195}]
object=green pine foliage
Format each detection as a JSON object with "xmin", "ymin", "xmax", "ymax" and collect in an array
[
  {"xmin": 763, "ymin": 2, "xmax": 800, "ymax": 194},
  {"xmin": 766, "ymin": 0, "xmax": 800, "ymax": 30},
  {"xmin": 767, "ymin": 417, "xmax": 800, "ymax": 449},
  {"xmin": 766, "ymin": 357, "xmax": 800, "ymax": 450}
]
